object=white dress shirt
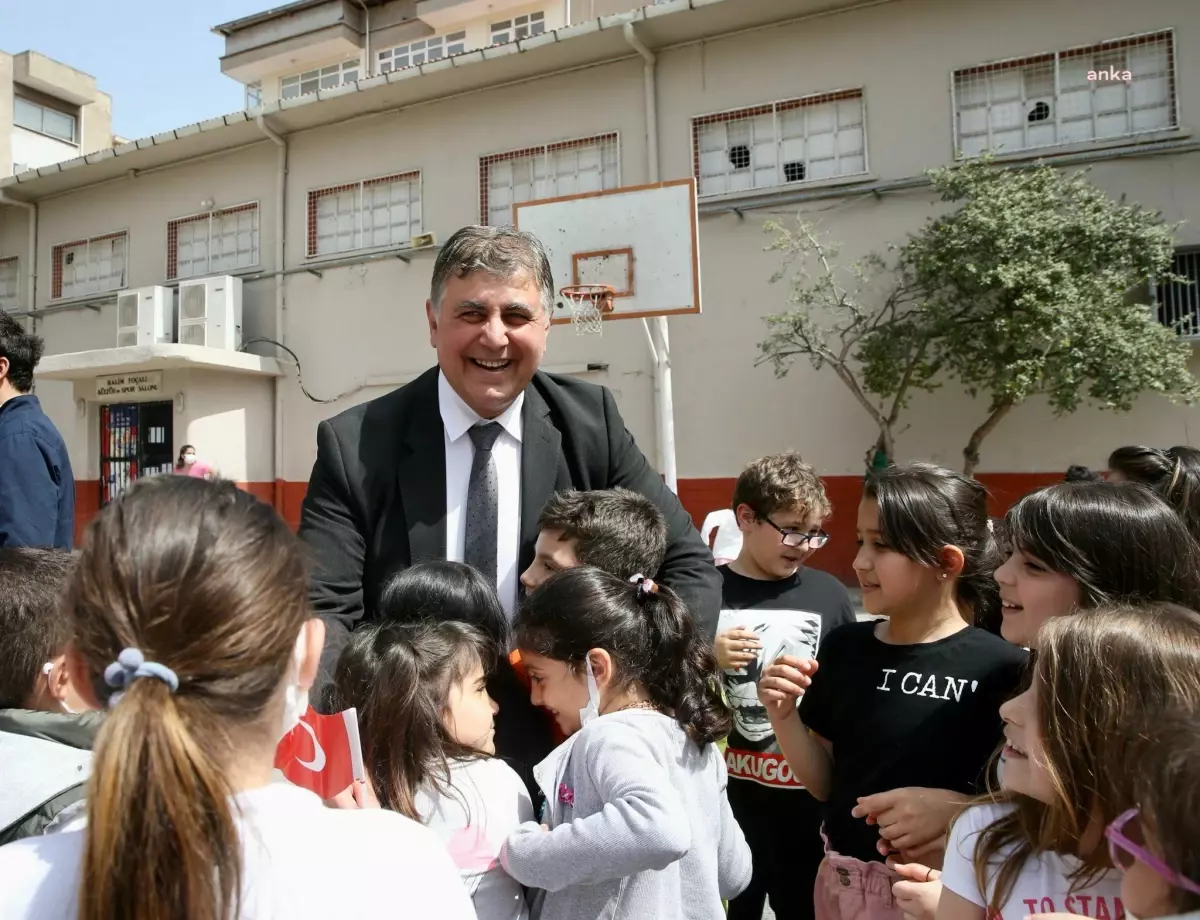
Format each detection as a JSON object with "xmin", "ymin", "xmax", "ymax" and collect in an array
[{"xmin": 439, "ymin": 370, "xmax": 524, "ymax": 619}]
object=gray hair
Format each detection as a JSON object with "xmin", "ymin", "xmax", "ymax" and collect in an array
[{"xmin": 430, "ymin": 225, "xmax": 555, "ymax": 316}]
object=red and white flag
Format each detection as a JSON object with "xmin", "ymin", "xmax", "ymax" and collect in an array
[{"xmin": 274, "ymin": 706, "xmax": 365, "ymax": 800}]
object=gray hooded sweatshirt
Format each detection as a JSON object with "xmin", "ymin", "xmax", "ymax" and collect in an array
[{"xmin": 500, "ymin": 709, "xmax": 752, "ymax": 920}]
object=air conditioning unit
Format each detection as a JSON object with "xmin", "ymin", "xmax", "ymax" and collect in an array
[
  {"xmin": 177, "ymin": 275, "xmax": 243, "ymax": 351},
  {"xmin": 115, "ymin": 286, "xmax": 173, "ymax": 348}
]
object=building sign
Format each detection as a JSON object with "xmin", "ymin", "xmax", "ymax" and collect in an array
[{"xmin": 96, "ymin": 371, "xmax": 163, "ymax": 400}]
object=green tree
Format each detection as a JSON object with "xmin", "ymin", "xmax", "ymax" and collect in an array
[
  {"xmin": 759, "ymin": 156, "xmax": 1199, "ymax": 477},
  {"xmin": 903, "ymin": 154, "xmax": 1198, "ymax": 475},
  {"xmin": 756, "ymin": 220, "xmax": 939, "ymax": 470}
]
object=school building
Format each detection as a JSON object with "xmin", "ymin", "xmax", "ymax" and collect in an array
[{"xmin": 1, "ymin": 0, "xmax": 1198, "ymax": 582}]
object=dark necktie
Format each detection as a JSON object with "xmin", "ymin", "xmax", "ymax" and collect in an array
[{"xmin": 464, "ymin": 422, "xmax": 504, "ymax": 587}]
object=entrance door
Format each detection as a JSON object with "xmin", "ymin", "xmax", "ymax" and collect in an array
[{"xmin": 99, "ymin": 401, "xmax": 175, "ymax": 505}]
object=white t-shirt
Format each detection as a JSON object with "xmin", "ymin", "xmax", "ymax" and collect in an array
[
  {"xmin": 942, "ymin": 802, "xmax": 1126, "ymax": 920},
  {"xmin": 416, "ymin": 757, "xmax": 533, "ymax": 920},
  {"xmin": 701, "ymin": 509, "xmax": 742, "ymax": 561},
  {"xmin": 0, "ymin": 782, "xmax": 476, "ymax": 920}
]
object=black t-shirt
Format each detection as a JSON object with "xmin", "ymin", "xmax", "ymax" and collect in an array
[
  {"xmin": 718, "ymin": 565, "xmax": 857, "ymax": 792},
  {"xmin": 799, "ymin": 621, "xmax": 1028, "ymax": 863}
]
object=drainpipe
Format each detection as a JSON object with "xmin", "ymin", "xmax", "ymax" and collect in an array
[
  {"xmin": 256, "ymin": 113, "xmax": 288, "ymax": 512},
  {"xmin": 355, "ymin": 0, "xmax": 372, "ymax": 77},
  {"xmin": 0, "ymin": 193, "xmax": 38, "ymax": 333},
  {"xmin": 623, "ymin": 22, "xmax": 677, "ymax": 493}
]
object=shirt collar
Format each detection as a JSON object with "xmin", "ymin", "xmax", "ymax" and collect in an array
[{"xmin": 438, "ymin": 370, "xmax": 524, "ymax": 444}]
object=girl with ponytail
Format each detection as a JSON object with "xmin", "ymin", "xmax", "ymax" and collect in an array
[
  {"xmin": 500, "ymin": 565, "xmax": 752, "ymax": 920},
  {"xmin": 1108, "ymin": 444, "xmax": 1200, "ymax": 540},
  {"xmin": 0, "ymin": 475, "xmax": 474, "ymax": 920}
]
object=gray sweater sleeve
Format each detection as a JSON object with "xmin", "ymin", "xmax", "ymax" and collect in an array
[
  {"xmin": 715, "ymin": 764, "xmax": 753, "ymax": 899},
  {"xmin": 500, "ymin": 722, "xmax": 691, "ymax": 891}
]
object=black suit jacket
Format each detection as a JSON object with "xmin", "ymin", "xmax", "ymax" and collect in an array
[{"xmin": 297, "ymin": 367, "xmax": 722, "ymax": 770}]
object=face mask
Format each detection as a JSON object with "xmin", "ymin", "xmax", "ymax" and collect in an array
[
  {"xmin": 42, "ymin": 662, "xmax": 75, "ymax": 714},
  {"xmin": 578, "ymin": 656, "xmax": 601, "ymax": 728},
  {"xmin": 183, "ymin": 454, "xmax": 197, "ymax": 465},
  {"xmin": 280, "ymin": 627, "xmax": 310, "ymax": 740}
]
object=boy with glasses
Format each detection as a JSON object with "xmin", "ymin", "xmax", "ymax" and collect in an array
[{"xmin": 717, "ymin": 452, "xmax": 856, "ymax": 920}]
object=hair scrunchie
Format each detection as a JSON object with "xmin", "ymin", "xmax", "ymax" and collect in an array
[
  {"xmin": 628, "ymin": 573, "xmax": 660, "ymax": 602},
  {"xmin": 103, "ymin": 647, "xmax": 179, "ymax": 707}
]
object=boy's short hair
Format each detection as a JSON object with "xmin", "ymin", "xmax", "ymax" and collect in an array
[
  {"xmin": 0, "ymin": 547, "xmax": 76, "ymax": 709},
  {"xmin": 536, "ymin": 488, "xmax": 668, "ymax": 579},
  {"xmin": 0, "ymin": 309, "xmax": 45, "ymax": 393},
  {"xmin": 731, "ymin": 451, "xmax": 832, "ymax": 521}
]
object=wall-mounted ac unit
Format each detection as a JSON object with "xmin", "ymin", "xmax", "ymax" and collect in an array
[
  {"xmin": 116, "ymin": 286, "xmax": 173, "ymax": 348},
  {"xmin": 177, "ymin": 275, "xmax": 243, "ymax": 351}
]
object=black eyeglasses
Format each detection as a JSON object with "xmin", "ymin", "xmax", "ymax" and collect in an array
[{"xmin": 756, "ymin": 512, "xmax": 829, "ymax": 549}]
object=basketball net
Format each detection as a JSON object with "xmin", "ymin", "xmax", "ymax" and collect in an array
[{"xmin": 561, "ymin": 284, "xmax": 614, "ymax": 336}]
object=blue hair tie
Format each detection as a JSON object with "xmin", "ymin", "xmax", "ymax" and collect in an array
[{"xmin": 103, "ymin": 648, "xmax": 179, "ymax": 707}]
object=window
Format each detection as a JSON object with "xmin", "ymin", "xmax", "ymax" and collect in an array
[
  {"xmin": 379, "ymin": 32, "xmax": 467, "ymax": 72},
  {"xmin": 167, "ymin": 204, "xmax": 260, "ymax": 281},
  {"xmin": 691, "ymin": 89, "xmax": 866, "ymax": 198},
  {"xmin": 281, "ymin": 59, "xmax": 360, "ymax": 100},
  {"xmin": 953, "ymin": 31, "xmax": 1176, "ymax": 158},
  {"xmin": 0, "ymin": 257, "xmax": 18, "ymax": 313},
  {"xmin": 306, "ymin": 172, "xmax": 423, "ymax": 258},
  {"xmin": 245, "ymin": 82, "xmax": 262, "ymax": 109},
  {"xmin": 51, "ymin": 232, "xmax": 127, "ymax": 301},
  {"xmin": 1156, "ymin": 249, "xmax": 1200, "ymax": 339},
  {"xmin": 491, "ymin": 11, "xmax": 545, "ymax": 44},
  {"xmin": 13, "ymin": 97, "xmax": 77, "ymax": 143},
  {"xmin": 480, "ymin": 133, "xmax": 619, "ymax": 226}
]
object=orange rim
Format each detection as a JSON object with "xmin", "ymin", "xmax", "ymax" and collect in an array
[{"xmin": 560, "ymin": 284, "xmax": 616, "ymax": 313}]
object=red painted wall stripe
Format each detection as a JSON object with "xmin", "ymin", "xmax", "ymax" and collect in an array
[{"xmin": 74, "ymin": 473, "xmax": 1062, "ymax": 584}]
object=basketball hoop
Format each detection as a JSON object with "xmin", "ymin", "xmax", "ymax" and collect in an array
[{"xmin": 560, "ymin": 284, "xmax": 615, "ymax": 336}]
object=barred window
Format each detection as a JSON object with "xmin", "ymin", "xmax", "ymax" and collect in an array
[
  {"xmin": 307, "ymin": 172, "xmax": 423, "ymax": 258},
  {"xmin": 479, "ymin": 134, "xmax": 619, "ymax": 226}
]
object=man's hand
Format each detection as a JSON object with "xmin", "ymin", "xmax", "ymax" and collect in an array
[
  {"xmin": 889, "ymin": 861, "xmax": 942, "ymax": 920},
  {"xmin": 757, "ymin": 655, "xmax": 818, "ymax": 722},
  {"xmin": 715, "ymin": 627, "xmax": 761, "ymax": 671}
]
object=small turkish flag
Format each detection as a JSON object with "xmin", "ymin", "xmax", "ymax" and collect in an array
[{"xmin": 274, "ymin": 706, "xmax": 365, "ymax": 800}]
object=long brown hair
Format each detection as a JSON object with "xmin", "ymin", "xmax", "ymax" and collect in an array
[
  {"xmin": 69, "ymin": 475, "xmax": 310, "ymax": 920},
  {"xmin": 970, "ymin": 603, "xmax": 1200, "ymax": 913},
  {"xmin": 327, "ymin": 619, "xmax": 493, "ymax": 820},
  {"xmin": 1129, "ymin": 713, "xmax": 1200, "ymax": 914}
]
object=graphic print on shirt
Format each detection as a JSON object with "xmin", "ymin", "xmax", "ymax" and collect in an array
[
  {"xmin": 875, "ymin": 668, "xmax": 981, "ymax": 702},
  {"xmin": 718, "ymin": 608, "xmax": 822, "ymax": 789}
]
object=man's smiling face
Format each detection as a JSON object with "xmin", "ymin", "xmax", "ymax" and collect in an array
[{"xmin": 427, "ymin": 269, "xmax": 550, "ymax": 419}]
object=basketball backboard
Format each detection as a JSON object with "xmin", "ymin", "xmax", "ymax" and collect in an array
[{"xmin": 512, "ymin": 179, "xmax": 701, "ymax": 327}]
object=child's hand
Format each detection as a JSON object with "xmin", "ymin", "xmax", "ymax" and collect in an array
[
  {"xmin": 325, "ymin": 777, "xmax": 380, "ymax": 810},
  {"xmin": 888, "ymin": 861, "xmax": 941, "ymax": 920},
  {"xmin": 715, "ymin": 627, "xmax": 761, "ymax": 671},
  {"xmin": 853, "ymin": 787, "xmax": 966, "ymax": 854},
  {"xmin": 757, "ymin": 655, "xmax": 818, "ymax": 721}
]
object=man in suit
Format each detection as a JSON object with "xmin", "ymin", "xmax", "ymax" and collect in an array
[{"xmin": 298, "ymin": 225, "xmax": 721, "ymax": 775}]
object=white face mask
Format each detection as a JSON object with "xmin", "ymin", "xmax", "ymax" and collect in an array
[
  {"xmin": 42, "ymin": 662, "xmax": 75, "ymax": 714},
  {"xmin": 183, "ymin": 454, "xmax": 197, "ymax": 465},
  {"xmin": 280, "ymin": 627, "xmax": 310, "ymax": 740},
  {"xmin": 578, "ymin": 656, "xmax": 601, "ymax": 728}
]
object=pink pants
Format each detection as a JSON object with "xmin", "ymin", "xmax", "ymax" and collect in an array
[{"xmin": 813, "ymin": 846, "xmax": 903, "ymax": 920}]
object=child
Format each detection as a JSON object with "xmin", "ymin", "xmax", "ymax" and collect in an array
[
  {"xmin": 0, "ymin": 475, "xmax": 474, "ymax": 920},
  {"xmin": 329, "ymin": 619, "xmax": 534, "ymax": 920},
  {"xmin": 369, "ymin": 560, "xmax": 548, "ymax": 789},
  {"xmin": 936, "ymin": 602, "xmax": 1200, "ymax": 920},
  {"xmin": 715, "ymin": 452, "xmax": 857, "ymax": 920},
  {"xmin": 520, "ymin": 487, "xmax": 668, "ymax": 591},
  {"xmin": 1107, "ymin": 445, "xmax": 1200, "ymax": 540},
  {"xmin": 890, "ymin": 481, "xmax": 1200, "ymax": 920},
  {"xmin": 0, "ymin": 547, "xmax": 100, "ymax": 844},
  {"xmin": 501, "ymin": 566, "xmax": 752, "ymax": 919},
  {"xmin": 994, "ymin": 480, "xmax": 1200, "ymax": 648},
  {"xmin": 760, "ymin": 463, "xmax": 1028, "ymax": 920},
  {"xmin": 1105, "ymin": 713, "xmax": 1200, "ymax": 920}
]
